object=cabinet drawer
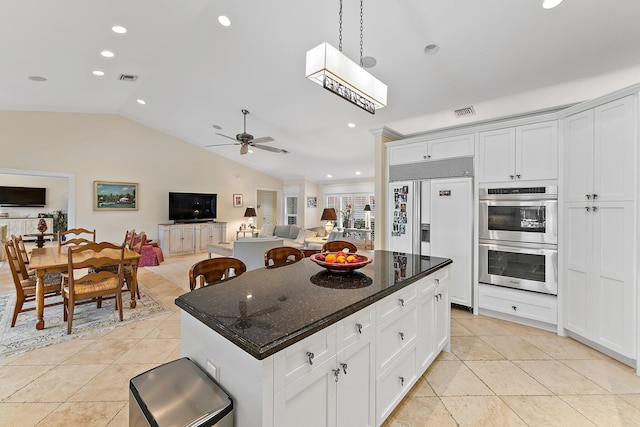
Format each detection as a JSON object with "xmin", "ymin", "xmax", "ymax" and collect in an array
[
  {"xmin": 418, "ymin": 267, "xmax": 449, "ymax": 298},
  {"xmin": 479, "ymin": 284, "xmax": 557, "ymax": 325},
  {"xmin": 376, "ymin": 305, "xmax": 418, "ymax": 371},
  {"xmin": 336, "ymin": 306, "xmax": 375, "ymax": 351},
  {"xmin": 377, "ymin": 284, "xmax": 418, "ymax": 323},
  {"xmin": 376, "ymin": 347, "xmax": 417, "ymax": 423},
  {"xmin": 274, "ymin": 324, "xmax": 337, "ymax": 390}
]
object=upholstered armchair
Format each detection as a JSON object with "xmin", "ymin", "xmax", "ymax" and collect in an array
[{"xmin": 132, "ymin": 231, "xmax": 164, "ymax": 267}]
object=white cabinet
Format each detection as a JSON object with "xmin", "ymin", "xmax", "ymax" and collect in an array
[
  {"xmin": 479, "ymin": 284, "xmax": 557, "ymax": 328},
  {"xmin": 562, "ymin": 95, "xmax": 636, "ymax": 360},
  {"xmin": 388, "ymin": 133, "xmax": 474, "ymax": 165},
  {"xmin": 159, "ymin": 222, "xmax": 227, "ymax": 256},
  {"xmin": 478, "ymin": 121, "xmax": 558, "ymax": 183},
  {"xmin": 0, "ymin": 218, "xmax": 53, "ymax": 240}
]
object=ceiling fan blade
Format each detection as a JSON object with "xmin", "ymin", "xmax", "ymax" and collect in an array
[
  {"xmin": 215, "ymin": 132, "xmax": 239, "ymax": 142},
  {"xmin": 253, "ymin": 144, "xmax": 287, "ymax": 153},
  {"xmin": 250, "ymin": 136, "xmax": 275, "ymax": 144},
  {"xmin": 205, "ymin": 143, "xmax": 239, "ymax": 147},
  {"xmin": 240, "ymin": 144, "xmax": 249, "ymax": 155}
]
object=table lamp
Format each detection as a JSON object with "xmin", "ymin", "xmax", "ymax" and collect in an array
[
  {"xmin": 244, "ymin": 207, "xmax": 257, "ymax": 229},
  {"xmin": 321, "ymin": 208, "xmax": 337, "ymax": 235},
  {"xmin": 364, "ymin": 204, "xmax": 371, "ymax": 229}
]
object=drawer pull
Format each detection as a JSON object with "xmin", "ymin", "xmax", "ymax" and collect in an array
[
  {"xmin": 512, "ymin": 305, "xmax": 517, "ymax": 311},
  {"xmin": 398, "ymin": 298, "xmax": 405, "ymax": 307},
  {"xmin": 398, "ymin": 332, "xmax": 405, "ymax": 341},
  {"xmin": 340, "ymin": 362, "xmax": 348, "ymax": 375},
  {"xmin": 399, "ymin": 376, "xmax": 405, "ymax": 387},
  {"xmin": 306, "ymin": 351, "xmax": 315, "ymax": 366},
  {"xmin": 356, "ymin": 323, "xmax": 363, "ymax": 334}
]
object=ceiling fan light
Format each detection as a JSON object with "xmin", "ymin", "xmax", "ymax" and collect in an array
[
  {"xmin": 240, "ymin": 144, "xmax": 249, "ymax": 155},
  {"xmin": 542, "ymin": 0, "xmax": 563, "ymax": 9}
]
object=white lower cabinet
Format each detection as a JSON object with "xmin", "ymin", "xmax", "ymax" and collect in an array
[
  {"xmin": 0, "ymin": 218, "xmax": 53, "ymax": 240},
  {"xmin": 479, "ymin": 284, "xmax": 557, "ymax": 329},
  {"xmin": 158, "ymin": 222, "xmax": 227, "ymax": 256}
]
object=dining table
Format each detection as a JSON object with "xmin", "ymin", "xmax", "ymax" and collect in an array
[{"xmin": 28, "ymin": 245, "xmax": 141, "ymax": 330}]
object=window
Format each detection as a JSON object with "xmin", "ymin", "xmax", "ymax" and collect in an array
[
  {"xmin": 325, "ymin": 193, "xmax": 375, "ymax": 229},
  {"xmin": 285, "ymin": 196, "xmax": 298, "ymax": 225}
]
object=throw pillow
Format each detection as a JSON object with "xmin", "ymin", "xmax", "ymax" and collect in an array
[
  {"xmin": 295, "ymin": 229, "xmax": 317, "ymax": 244},
  {"xmin": 288, "ymin": 225, "xmax": 302, "ymax": 239},
  {"xmin": 258, "ymin": 223, "xmax": 275, "ymax": 237}
]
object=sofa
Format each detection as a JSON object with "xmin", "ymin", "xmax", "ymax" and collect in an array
[
  {"xmin": 257, "ymin": 224, "xmax": 327, "ymax": 249},
  {"xmin": 232, "ymin": 237, "xmax": 284, "ymax": 271}
]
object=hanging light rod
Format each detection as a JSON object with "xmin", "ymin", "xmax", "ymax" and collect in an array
[{"xmin": 305, "ymin": 0, "xmax": 387, "ymax": 114}]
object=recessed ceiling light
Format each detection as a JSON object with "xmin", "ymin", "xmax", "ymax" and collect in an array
[
  {"xmin": 101, "ymin": 50, "xmax": 114, "ymax": 58},
  {"xmin": 27, "ymin": 76, "xmax": 47, "ymax": 82},
  {"xmin": 112, "ymin": 25, "xmax": 127, "ymax": 34},
  {"xmin": 326, "ymin": 174, "xmax": 332, "ymax": 178},
  {"xmin": 424, "ymin": 44, "xmax": 439, "ymax": 55},
  {"xmin": 542, "ymin": 0, "xmax": 563, "ymax": 9},
  {"xmin": 347, "ymin": 123, "xmax": 356, "ymax": 128},
  {"xmin": 362, "ymin": 56, "xmax": 377, "ymax": 68},
  {"xmin": 355, "ymin": 171, "xmax": 361, "ymax": 175},
  {"xmin": 137, "ymin": 99, "xmax": 146, "ymax": 105},
  {"xmin": 212, "ymin": 124, "xmax": 222, "ymax": 130},
  {"xmin": 92, "ymin": 70, "xmax": 105, "ymax": 76},
  {"xmin": 218, "ymin": 15, "xmax": 231, "ymax": 27}
]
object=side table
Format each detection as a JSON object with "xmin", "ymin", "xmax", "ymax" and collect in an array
[{"xmin": 236, "ymin": 230, "xmax": 259, "ymax": 239}]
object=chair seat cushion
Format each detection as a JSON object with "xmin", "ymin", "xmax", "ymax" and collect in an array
[{"xmin": 64, "ymin": 277, "xmax": 120, "ymax": 296}]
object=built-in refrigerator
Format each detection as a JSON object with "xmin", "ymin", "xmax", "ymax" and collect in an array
[{"xmin": 388, "ymin": 177, "xmax": 473, "ymax": 308}]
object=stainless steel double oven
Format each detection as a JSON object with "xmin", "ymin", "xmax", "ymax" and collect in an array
[{"xmin": 479, "ymin": 186, "xmax": 558, "ymax": 295}]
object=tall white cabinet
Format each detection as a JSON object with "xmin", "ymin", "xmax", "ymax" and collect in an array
[{"xmin": 562, "ymin": 94, "xmax": 637, "ymax": 362}]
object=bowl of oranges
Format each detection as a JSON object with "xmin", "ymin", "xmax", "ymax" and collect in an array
[{"xmin": 309, "ymin": 251, "xmax": 372, "ymax": 273}]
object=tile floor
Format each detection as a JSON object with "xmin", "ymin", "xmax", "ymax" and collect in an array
[{"xmin": 2, "ymin": 252, "xmax": 640, "ymax": 426}]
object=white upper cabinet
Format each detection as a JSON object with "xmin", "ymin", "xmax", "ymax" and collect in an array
[
  {"xmin": 388, "ymin": 133, "xmax": 474, "ymax": 165},
  {"xmin": 478, "ymin": 121, "xmax": 558, "ymax": 183}
]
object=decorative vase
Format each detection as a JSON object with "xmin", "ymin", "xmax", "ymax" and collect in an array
[{"xmin": 37, "ymin": 218, "xmax": 48, "ymax": 233}]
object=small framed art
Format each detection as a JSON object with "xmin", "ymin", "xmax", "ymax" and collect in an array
[{"xmin": 233, "ymin": 194, "xmax": 243, "ymax": 207}]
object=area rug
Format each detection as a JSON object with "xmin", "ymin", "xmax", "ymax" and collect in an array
[{"xmin": 0, "ymin": 284, "xmax": 170, "ymax": 358}]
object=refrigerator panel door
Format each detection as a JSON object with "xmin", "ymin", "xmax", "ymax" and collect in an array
[{"xmin": 388, "ymin": 181, "xmax": 417, "ymax": 253}]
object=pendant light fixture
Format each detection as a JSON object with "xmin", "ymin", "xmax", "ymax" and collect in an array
[{"xmin": 305, "ymin": 0, "xmax": 387, "ymax": 114}]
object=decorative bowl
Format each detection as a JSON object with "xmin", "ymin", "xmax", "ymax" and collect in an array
[{"xmin": 309, "ymin": 252, "xmax": 372, "ymax": 273}]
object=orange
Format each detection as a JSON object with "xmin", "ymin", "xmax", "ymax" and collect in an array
[
  {"xmin": 325, "ymin": 253, "xmax": 337, "ymax": 263},
  {"xmin": 346, "ymin": 255, "xmax": 356, "ymax": 263},
  {"xmin": 336, "ymin": 255, "xmax": 346, "ymax": 263}
]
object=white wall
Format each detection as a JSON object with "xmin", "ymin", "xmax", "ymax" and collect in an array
[{"xmin": 0, "ymin": 111, "xmax": 283, "ymax": 242}]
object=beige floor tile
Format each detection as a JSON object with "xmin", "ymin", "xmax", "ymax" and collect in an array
[
  {"xmin": 503, "ymin": 395, "xmax": 596, "ymax": 426},
  {"xmin": 0, "ymin": 351, "xmax": 27, "ymax": 366},
  {"xmin": 164, "ymin": 345, "xmax": 182, "ymax": 362},
  {"xmin": 451, "ymin": 336, "xmax": 505, "ymax": 361},
  {"xmin": 383, "ymin": 396, "xmax": 457, "ymax": 426},
  {"xmin": 425, "ymin": 360, "xmax": 493, "ymax": 396},
  {"xmin": 98, "ymin": 318, "xmax": 165, "ymax": 340},
  {"xmin": 62, "ymin": 339, "xmax": 141, "ymax": 365},
  {"xmin": 562, "ymin": 359, "xmax": 640, "ymax": 394},
  {"xmin": 522, "ymin": 335, "xmax": 607, "ymax": 360},
  {"xmin": 0, "ymin": 364, "xmax": 54, "ymax": 400},
  {"xmin": 35, "ymin": 401, "xmax": 126, "ymax": 427},
  {"xmin": 481, "ymin": 335, "xmax": 553, "ymax": 360},
  {"xmin": 406, "ymin": 376, "xmax": 435, "ymax": 397},
  {"xmin": 514, "ymin": 360, "xmax": 607, "ymax": 395},
  {"xmin": 8, "ymin": 338, "xmax": 92, "ymax": 365},
  {"xmin": 618, "ymin": 394, "xmax": 640, "ymax": 410},
  {"xmin": 143, "ymin": 319, "xmax": 181, "ymax": 339},
  {"xmin": 106, "ymin": 403, "xmax": 129, "ymax": 427},
  {"xmin": 5, "ymin": 363, "xmax": 106, "ymax": 403},
  {"xmin": 69, "ymin": 363, "xmax": 158, "ymax": 402},
  {"xmin": 454, "ymin": 316, "xmax": 518, "ymax": 336},
  {"xmin": 441, "ymin": 396, "xmax": 526, "ymax": 427},
  {"xmin": 561, "ymin": 395, "xmax": 640, "ymax": 426},
  {"xmin": 114, "ymin": 338, "xmax": 180, "ymax": 365},
  {"xmin": 450, "ymin": 319, "xmax": 475, "ymax": 336},
  {"xmin": 0, "ymin": 402, "xmax": 61, "ymax": 427},
  {"xmin": 450, "ymin": 307, "xmax": 474, "ymax": 319},
  {"xmin": 465, "ymin": 360, "xmax": 552, "ymax": 395}
]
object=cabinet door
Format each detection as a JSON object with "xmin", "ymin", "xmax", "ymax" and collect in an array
[
  {"xmin": 516, "ymin": 121, "xmax": 558, "ymax": 181},
  {"xmin": 563, "ymin": 110, "xmax": 594, "ymax": 203},
  {"xmin": 562, "ymin": 203, "xmax": 593, "ymax": 337},
  {"xmin": 388, "ymin": 141, "xmax": 428, "ymax": 165},
  {"xmin": 336, "ymin": 334, "xmax": 375, "ymax": 427},
  {"xmin": 182, "ymin": 226, "xmax": 196, "ymax": 252},
  {"xmin": 478, "ymin": 128, "xmax": 515, "ymax": 183},
  {"xmin": 168, "ymin": 226, "xmax": 185, "ymax": 254},
  {"xmin": 594, "ymin": 96, "xmax": 635, "ymax": 202},
  {"xmin": 198, "ymin": 224, "xmax": 212, "ymax": 251},
  {"xmin": 274, "ymin": 357, "xmax": 337, "ymax": 427},
  {"xmin": 4, "ymin": 219, "xmax": 24, "ymax": 237},
  {"xmin": 427, "ymin": 133, "xmax": 474, "ymax": 160},
  {"xmin": 592, "ymin": 202, "xmax": 635, "ymax": 357},
  {"xmin": 434, "ymin": 283, "xmax": 450, "ymax": 353},
  {"xmin": 417, "ymin": 284, "xmax": 436, "ymax": 371}
]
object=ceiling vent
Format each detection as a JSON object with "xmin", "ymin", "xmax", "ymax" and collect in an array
[
  {"xmin": 454, "ymin": 106, "xmax": 476, "ymax": 118},
  {"xmin": 119, "ymin": 74, "xmax": 138, "ymax": 82}
]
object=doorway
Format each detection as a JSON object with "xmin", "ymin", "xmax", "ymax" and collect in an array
[{"xmin": 256, "ymin": 189, "xmax": 278, "ymax": 228}]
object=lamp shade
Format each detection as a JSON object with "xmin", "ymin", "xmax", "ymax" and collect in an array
[
  {"xmin": 244, "ymin": 207, "xmax": 257, "ymax": 218},
  {"xmin": 321, "ymin": 208, "xmax": 337, "ymax": 221},
  {"xmin": 363, "ymin": 204, "xmax": 371, "ymax": 211}
]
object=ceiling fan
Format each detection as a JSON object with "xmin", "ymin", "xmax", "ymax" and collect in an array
[{"xmin": 206, "ymin": 109, "xmax": 288, "ymax": 155}]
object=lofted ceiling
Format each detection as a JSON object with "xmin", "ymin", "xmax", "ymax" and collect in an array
[{"xmin": 2, "ymin": 0, "xmax": 640, "ymax": 183}]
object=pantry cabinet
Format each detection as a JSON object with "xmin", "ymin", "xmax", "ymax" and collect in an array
[{"xmin": 478, "ymin": 121, "xmax": 558, "ymax": 183}]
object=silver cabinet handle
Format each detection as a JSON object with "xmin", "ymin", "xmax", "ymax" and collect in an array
[
  {"xmin": 398, "ymin": 298, "xmax": 405, "ymax": 307},
  {"xmin": 585, "ymin": 206, "xmax": 591, "ymax": 212},
  {"xmin": 435, "ymin": 278, "xmax": 439, "ymax": 285},
  {"xmin": 434, "ymin": 294, "xmax": 439, "ymax": 301},
  {"xmin": 399, "ymin": 332, "xmax": 405, "ymax": 341},
  {"xmin": 356, "ymin": 323, "xmax": 363, "ymax": 334},
  {"xmin": 306, "ymin": 351, "xmax": 314, "ymax": 366},
  {"xmin": 340, "ymin": 363, "xmax": 348, "ymax": 374},
  {"xmin": 512, "ymin": 305, "xmax": 517, "ymax": 311},
  {"xmin": 592, "ymin": 194, "xmax": 598, "ymax": 199},
  {"xmin": 586, "ymin": 194, "xmax": 592, "ymax": 199},
  {"xmin": 333, "ymin": 368, "xmax": 340, "ymax": 382},
  {"xmin": 438, "ymin": 293, "xmax": 443, "ymax": 300},
  {"xmin": 509, "ymin": 175, "xmax": 515, "ymax": 180},
  {"xmin": 399, "ymin": 376, "xmax": 405, "ymax": 387},
  {"xmin": 423, "ymin": 155, "xmax": 427, "ymax": 159},
  {"xmin": 592, "ymin": 206, "xmax": 598, "ymax": 212},
  {"xmin": 427, "ymin": 154, "xmax": 431, "ymax": 159},
  {"xmin": 516, "ymin": 174, "xmax": 521, "ymax": 179}
]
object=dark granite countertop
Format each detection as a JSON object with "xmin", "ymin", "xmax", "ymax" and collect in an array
[{"xmin": 175, "ymin": 250, "xmax": 451, "ymax": 360}]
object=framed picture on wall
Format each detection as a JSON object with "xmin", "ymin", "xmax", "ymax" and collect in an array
[
  {"xmin": 307, "ymin": 196, "xmax": 317, "ymax": 208},
  {"xmin": 94, "ymin": 181, "xmax": 138, "ymax": 211},
  {"xmin": 233, "ymin": 194, "xmax": 243, "ymax": 207}
]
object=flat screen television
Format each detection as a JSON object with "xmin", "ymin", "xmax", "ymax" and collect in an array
[
  {"xmin": 169, "ymin": 192, "xmax": 217, "ymax": 222},
  {"xmin": 0, "ymin": 186, "xmax": 46, "ymax": 207}
]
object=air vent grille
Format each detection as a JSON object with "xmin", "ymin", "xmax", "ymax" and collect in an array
[
  {"xmin": 119, "ymin": 74, "xmax": 138, "ymax": 82},
  {"xmin": 454, "ymin": 106, "xmax": 475, "ymax": 118}
]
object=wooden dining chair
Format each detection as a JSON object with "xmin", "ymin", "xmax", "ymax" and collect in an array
[
  {"xmin": 264, "ymin": 246, "xmax": 304, "ymax": 268},
  {"xmin": 4, "ymin": 241, "xmax": 62, "ymax": 327},
  {"xmin": 321, "ymin": 240, "xmax": 358, "ymax": 253},
  {"xmin": 189, "ymin": 257, "xmax": 247, "ymax": 290},
  {"xmin": 90, "ymin": 229, "xmax": 138, "ymax": 299},
  {"xmin": 12, "ymin": 234, "xmax": 30, "ymax": 267},
  {"xmin": 63, "ymin": 241, "xmax": 125, "ymax": 334},
  {"xmin": 58, "ymin": 228, "xmax": 96, "ymax": 246}
]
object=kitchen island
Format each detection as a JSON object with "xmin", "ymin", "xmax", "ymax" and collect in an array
[{"xmin": 176, "ymin": 250, "xmax": 452, "ymax": 427}]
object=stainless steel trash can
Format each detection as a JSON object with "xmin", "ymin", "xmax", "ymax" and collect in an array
[{"xmin": 129, "ymin": 357, "xmax": 233, "ymax": 427}]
